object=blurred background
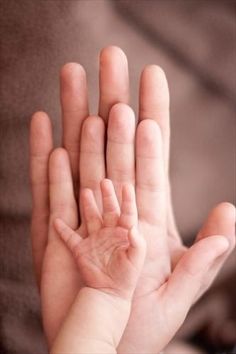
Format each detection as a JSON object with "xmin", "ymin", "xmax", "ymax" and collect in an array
[{"xmin": 0, "ymin": 1, "xmax": 235, "ymax": 353}]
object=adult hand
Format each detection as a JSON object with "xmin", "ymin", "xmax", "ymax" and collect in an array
[
  {"xmin": 30, "ymin": 46, "xmax": 235, "ymax": 351},
  {"xmin": 30, "ymin": 46, "xmax": 129, "ymax": 346}
]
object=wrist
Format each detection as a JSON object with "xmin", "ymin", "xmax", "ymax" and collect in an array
[
  {"xmin": 74, "ymin": 287, "xmax": 132, "ymax": 347},
  {"xmin": 80, "ymin": 286, "xmax": 133, "ymax": 305},
  {"xmin": 51, "ymin": 286, "xmax": 132, "ymax": 353}
]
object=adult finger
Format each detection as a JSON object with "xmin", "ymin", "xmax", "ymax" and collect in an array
[
  {"xmin": 60, "ymin": 63, "xmax": 89, "ymax": 189},
  {"xmin": 106, "ymin": 103, "xmax": 135, "ymax": 203},
  {"xmin": 136, "ymin": 119, "xmax": 166, "ymax": 226},
  {"xmin": 79, "ymin": 116, "xmax": 105, "ymax": 214},
  {"xmin": 43, "ymin": 148, "xmax": 79, "ymax": 345},
  {"xmin": 139, "ymin": 66, "xmax": 179, "ymax": 241},
  {"xmin": 49, "ymin": 148, "xmax": 78, "ymax": 231},
  {"xmin": 166, "ymin": 235, "xmax": 230, "ymax": 317},
  {"xmin": 30, "ymin": 111, "xmax": 53, "ymax": 286},
  {"xmin": 194, "ymin": 202, "xmax": 235, "ymax": 299},
  {"xmin": 139, "ymin": 65, "xmax": 170, "ymax": 168},
  {"xmin": 99, "ymin": 46, "xmax": 129, "ymax": 121}
]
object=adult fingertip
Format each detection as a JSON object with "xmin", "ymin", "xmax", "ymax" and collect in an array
[
  {"xmin": 49, "ymin": 147, "xmax": 68, "ymax": 166},
  {"xmin": 30, "ymin": 112, "xmax": 52, "ymax": 147},
  {"xmin": 136, "ymin": 119, "xmax": 163, "ymax": 159},
  {"xmin": 139, "ymin": 65, "xmax": 169, "ymax": 108},
  {"xmin": 217, "ymin": 202, "xmax": 236, "ymax": 222},
  {"xmin": 31, "ymin": 111, "xmax": 50, "ymax": 126},
  {"xmin": 108, "ymin": 103, "xmax": 135, "ymax": 142},
  {"xmin": 82, "ymin": 115, "xmax": 105, "ymax": 139},
  {"xmin": 137, "ymin": 119, "xmax": 162, "ymax": 139},
  {"xmin": 212, "ymin": 235, "xmax": 230, "ymax": 255},
  {"xmin": 100, "ymin": 178, "xmax": 112, "ymax": 190},
  {"xmin": 110, "ymin": 102, "xmax": 134, "ymax": 116},
  {"xmin": 200, "ymin": 204, "xmax": 235, "ymax": 251},
  {"xmin": 141, "ymin": 64, "xmax": 167, "ymax": 83},
  {"xmin": 100, "ymin": 46, "xmax": 128, "ymax": 65},
  {"xmin": 60, "ymin": 62, "xmax": 86, "ymax": 83}
]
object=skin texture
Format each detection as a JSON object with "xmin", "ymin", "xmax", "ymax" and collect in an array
[
  {"xmin": 29, "ymin": 46, "xmax": 236, "ymax": 352},
  {"xmin": 50, "ymin": 180, "xmax": 145, "ymax": 354},
  {"xmin": 51, "ymin": 287, "xmax": 132, "ymax": 354},
  {"xmin": 54, "ymin": 180, "xmax": 146, "ymax": 300}
]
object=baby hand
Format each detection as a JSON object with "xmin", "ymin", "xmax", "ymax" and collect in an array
[{"xmin": 54, "ymin": 179, "xmax": 146, "ymax": 299}]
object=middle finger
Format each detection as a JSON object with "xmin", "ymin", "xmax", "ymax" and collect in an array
[
  {"xmin": 106, "ymin": 103, "xmax": 136, "ymax": 203},
  {"xmin": 79, "ymin": 116, "xmax": 106, "ymax": 214}
]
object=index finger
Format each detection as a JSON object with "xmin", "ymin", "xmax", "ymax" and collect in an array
[
  {"xmin": 60, "ymin": 63, "xmax": 89, "ymax": 189},
  {"xmin": 136, "ymin": 120, "xmax": 166, "ymax": 226},
  {"xmin": 139, "ymin": 65, "xmax": 170, "ymax": 169},
  {"xmin": 139, "ymin": 65, "xmax": 180, "ymax": 241}
]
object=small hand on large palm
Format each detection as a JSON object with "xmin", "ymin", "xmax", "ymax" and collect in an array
[
  {"xmin": 30, "ymin": 46, "xmax": 235, "ymax": 352},
  {"xmin": 55, "ymin": 179, "xmax": 145, "ymax": 299}
]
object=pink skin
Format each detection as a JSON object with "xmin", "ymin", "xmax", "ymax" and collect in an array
[
  {"xmin": 30, "ymin": 46, "xmax": 235, "ymax": 352},
  {"xmin": 54, "ymin": 179, "xmax": 146, "ymax": 300}
]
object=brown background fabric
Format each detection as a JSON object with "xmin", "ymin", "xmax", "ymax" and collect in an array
[{"xmin": 0, "ymin": 1, "xmax": 235, "ymax": 353}]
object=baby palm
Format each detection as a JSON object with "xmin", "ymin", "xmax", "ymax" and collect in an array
[{"xmin": 55, "ymin": 179, "xmax": 145, "ymax": 299}]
